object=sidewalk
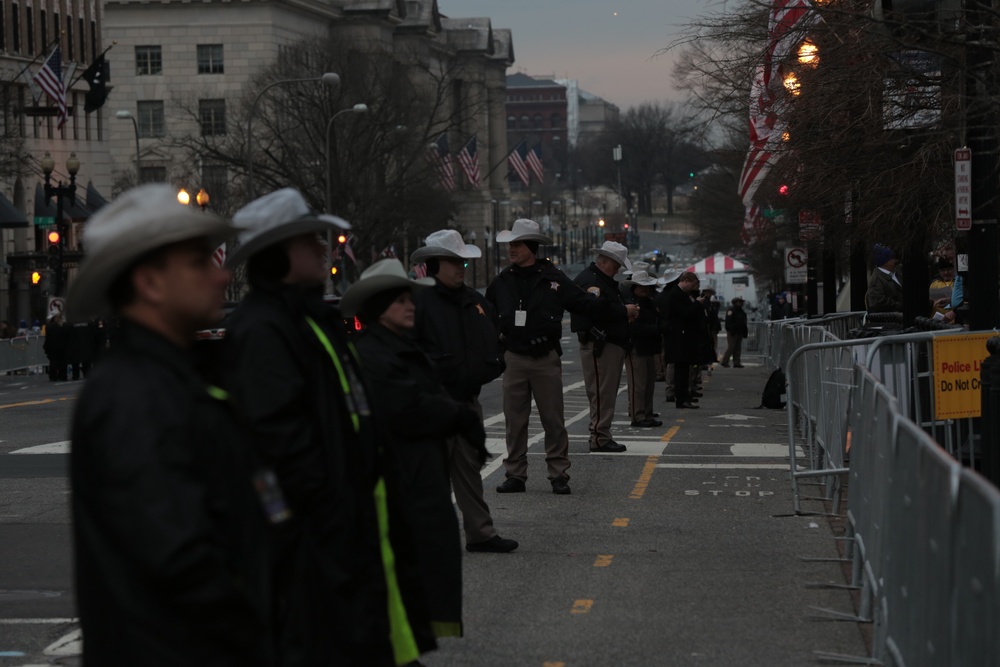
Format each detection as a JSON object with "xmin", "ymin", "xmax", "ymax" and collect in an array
[{"xmin": 431, "ymin": 347, "xmax": 868, "ymax": 666}]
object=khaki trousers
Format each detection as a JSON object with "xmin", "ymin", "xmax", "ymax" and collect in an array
[
  {"xmin": 446, "ymin": 397, "xmax": 497, "ymax": 545},
  {"xmin": 502, "ymin": 350, "xmax": 571, "ymax": 482},
  {"xmin": 721, "ymin": 333, "xmax": 744, "ymax": 365},
  {"xmin": 625, "ymin": 349, "xmax": 656, "ymax": 422},
  {"xmin": 580, "ymin": 340, "xmax": 626, "ymax": 449}
]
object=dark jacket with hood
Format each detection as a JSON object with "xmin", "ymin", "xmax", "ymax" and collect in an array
[
  {"xmin": 222, "ymin": 282, "xmax": 433, "ymax": 667},
  {"xmin": 354, "ymin": 323, "xmax": 466, "ymax": 637},
  {"xmin": 71, "ymin": 322, "xmax": 273, "ymax": 666}
]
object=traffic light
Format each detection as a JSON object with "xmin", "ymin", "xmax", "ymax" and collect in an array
[
  {"xmin": 331, "ymin": 265, "xmax": 339, "ymax": 277},
  {"xmin": 778, "ymin": 184, "xmax": 790, "ymax": 196},
  {"xmin": 337, "ymin": 234, "xmax": 347, "ymax": 245},
  {"xmin": 46, "ymin": 230, "xmax": 62, "ymax": 270},
  {"xmin": 31, "ymin": 271, "xmax": 41, "ymax": 285},
  {"xmin": 623, "ymin": 223, "xmax": 630, "ymax": 230},
  {"xmin": 689, "ymin": 171, "xmax": 696, "ymax": 178}
]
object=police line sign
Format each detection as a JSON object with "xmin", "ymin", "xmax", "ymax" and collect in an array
[{"xmin": 933, "ymin": 333, "xmax": 993, "ymax": 419}]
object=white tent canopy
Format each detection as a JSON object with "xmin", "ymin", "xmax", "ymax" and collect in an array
[{"xmin": 685, "ymin": 253, "xmax": 747, "ymax": 274}]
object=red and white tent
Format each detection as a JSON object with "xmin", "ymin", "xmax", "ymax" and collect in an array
[{"xmin": 685, "ymin": 253, "xmax": 747, "ymax": 274}]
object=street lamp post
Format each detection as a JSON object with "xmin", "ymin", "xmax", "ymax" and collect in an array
[
  {"xmin": 40, "ymin": 151, "xmax": 80, "ymax": 298},
  {"xmin": 325, "ymin": 103, "xmax": 368, "ymax": 214},
  {"xmin": 246, "ymin": 72, "xmax": 341, "ymax": 199},
  {"xmin": 115, "ymin": 110, "xmax": 141, "ymax": 181}
]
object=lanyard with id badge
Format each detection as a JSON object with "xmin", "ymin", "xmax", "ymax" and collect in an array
[{"xmin": 515, "ymin": 302, "xmax": 527, "ymax": 327}]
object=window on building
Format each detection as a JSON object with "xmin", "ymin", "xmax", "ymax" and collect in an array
[
  {"xmin": 26, "ymin": 11, "xmax": 33, "ymax": 54},
  {"xmin": 79, "ymin": 18, "xmax": 85, "ymax": 61},
  {"xmin": 139, "ymin": 166, "xmax": 167, "ymax": 183},
  {"xmin": 534, "ymin": 114, "xmax": 543, "ymax": 128},
  {"xmin": 40, "ymin": 11, "xmax": 46, "ymax": 50},
  {"xmin": 137, "ymin": 101, "xmax": 165, "ymax": 138},
  {"xmin": 197, "ymin": 45, "xmax": 224, "ymax": 74},
  {"xmin": 551, "ymin": 114, "xmax": 561, "ymax": 128},
  {"xmin": 66, "ymin": 15, "xmax": 73, "ymax": 60},
  {"xmin": 0, "ymin": 3, "xmax": 5, "ymax": 51},
  {"xmin": 507, "ymin": 115, "xmax": 516, "ymax": 130},
  {"xmin": 136, "ymin": 46, "xmax": 162, "ymax": 76},
  {"xmin": 202, "ymin": 164, "xmax": 229, "ymax": 210},
  {"xmin": 520, "ymin": 115, "xmax": 529, "ymax": 128},
  {"xmin": 199, "ymin": 99, "xmax": 226, "ymax": 136},
  {"xmin": 12, "ymin": 4, "xmax": 19, "ymax": 53}
]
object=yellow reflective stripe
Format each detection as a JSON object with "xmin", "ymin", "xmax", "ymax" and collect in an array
[
  {"xmin": 374, "ymin": 477, "xmax": 419, "ymax": 665},
  {"xmin": 205, "ymin": 384, "xmax": 229, "ymax": 401},
  {"xmin": 304, "ymin": 316, "xmax": 360, "ymax": 433},
  {"xmin": 431, "ymin": 621, "xmax": 462, "ymax": 638}
]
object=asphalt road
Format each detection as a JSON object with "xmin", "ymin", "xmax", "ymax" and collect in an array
[{"xmin": 0, "ymin": 324, "xmax": 868, "ymax": 666}]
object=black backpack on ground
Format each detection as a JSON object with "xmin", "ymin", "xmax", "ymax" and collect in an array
[{"xmin": 760, "ymin": 369, "xmax": 787, "ymax": 409}]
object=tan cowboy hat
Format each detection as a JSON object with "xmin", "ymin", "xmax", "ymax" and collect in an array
[
  {"xmin": 410, "ymin": 229, "xmax": 482, "ymax": 263},
  {"xmin": 624, "ymin": 270, "xmax": 658, "ymax": 287},
  {"xmin": 67, "ymin": 184, "xmax": 235, "ymax": 321},
  {"xmin": 595, "ymin": 240, "xmax": 632, "ymax": 271},
  {"xmin": 495, "ymin": 218, "xmax": 552, "ymax": 244},
  {"xmin": 340, "ymin": 258, "xmax": 434, "ymax": 318},
  {"xmin": 227, "ymin": 188, "xmax": 350, "ymax": 267}
]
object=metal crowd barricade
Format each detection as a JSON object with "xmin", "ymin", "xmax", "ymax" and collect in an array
[{"xmin": 0, "ymin": 335, "xmax": 47, "ymax": 374}]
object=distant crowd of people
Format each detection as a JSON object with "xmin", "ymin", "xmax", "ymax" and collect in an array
[{"xmin": 65, "ymin": 184, "xmax": 749, "ymax": 666}]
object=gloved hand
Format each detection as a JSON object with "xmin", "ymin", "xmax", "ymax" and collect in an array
[{"xmin": 454, "ymin": 407, "xmax": 489, "ymax": 468}]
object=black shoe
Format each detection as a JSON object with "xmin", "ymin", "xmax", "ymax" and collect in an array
[
  {"xmin": 551, "ymin": 478, "xmax": 572, "ymax": 495},
  {"xmin": 720, "ymin": 362, "xmax": 730, "ymax": 368},
  {"xmin": 677, "ymin": 402, "xmax": 700, "ymax": 409},
  {"xmin": 652, "ymin": 412, "xmax": 660, "ymax": 418},
  {"xmin": 691, "ymin": 392, "xmax": 704, "ymax": 398},
  {"xmin": 630, "ymin": 419, "xmax": 663, "ymax": 428},
  {"xmin": 664, "ymin": 395, "xmax": 676, "ymax": 402},
  {"xmin": 733, "ymin": 364, "xmax": 745, "ymax": 368},
  {"xmin": 591, "ymin": 441, "xmax": 627, "ymax": 453},
  {"xmin": 466, "ymin": 535, "xmax": 519, "ymax": 553},
  {"xmin": 496, "ymin": 477, "xmax": 526, "ymax": 493}
]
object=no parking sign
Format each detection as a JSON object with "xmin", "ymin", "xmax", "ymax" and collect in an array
[{"xmin": 784, "ymin": 247, "xmax": 808, "ymax": 283}]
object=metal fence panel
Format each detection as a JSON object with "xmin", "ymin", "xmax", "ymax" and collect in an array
[{"xmin": 0, "ymin": 336, "xmax": 46, "ymax": 374}]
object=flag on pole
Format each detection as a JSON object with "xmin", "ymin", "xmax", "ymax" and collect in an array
[
  {"xmin": 456, "ymin": 136, "xmax": 481, "ymax": 187},
  {"xmin": 81, "ymin": 53, "xmax": 110, "ymax": 113},
  {"xmin": 508, "ymin": 141, "xmax": 530, "ymax": 187},
  {"xmin": 740, "ymin": 203, "xmax": 766, "ymax": 245},
  {"xmin": 425, "ymin": 134, "xmax": 456, "ymax": 191},
  {"xmin": 33, "ymin": 45, "xmax": 67, "ymax": 129},
  {"xmin": 212, "ymin": 242, "xmax": 226, "ymax": 268},
  {"xmin": 343, "ymin": 237, "xmax": 357, "ymax": 264},
  {"xmin": 526, "ymin": 143, "xmax": 545, "ymax": 183}
]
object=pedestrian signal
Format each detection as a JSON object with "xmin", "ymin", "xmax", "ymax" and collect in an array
[
  {"xmin": 331, "ymin": 266, "xmax": 339, "ymax": 276},
  {"xmin": 31, "ymin": 271, "xmax": 42, "ymax": 285}
]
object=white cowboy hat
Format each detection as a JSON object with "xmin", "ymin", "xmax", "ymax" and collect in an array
[
  {"xmin": 620, "ymin": 260, "xmax": 650, "ymax": 277},
  {"xmin": 624, "ymin": 269, "xmax": 658, "ymax": 287},
  {"xmin": 227, "ymin": 188, "xmax": 350, "ymax": 267},
  {"xmin": 595, "ymin": 240, "xmax": 632, "ymax": 271},
  {"xmin": 495, "ymin": 218, "xmax": 552, "ymax": 244},
  {"xmin": 67, "ymin": 184, "xmax": 235, "ymax": 321},
  {"xmin": 339, "ymin": 258, "xmax": 434, "ymax": 318},
  {"xmin": 410, "ymin": 229, "xmax": 482, "ymax": 263}
]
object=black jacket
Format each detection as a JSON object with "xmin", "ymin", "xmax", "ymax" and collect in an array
[
  {"xmin": 629, "ymin": 293, "xmax": 661, "ymax": 356},
  {"xmin": 222, "ymin": 283, "xmax": 433, "ymax": 666},
  {"xmin": 414, "ymin": 279, "xmax": 503, "ymax": 400},
  {"xmin": 724, "ymin": 305, "xmax": 749, "ymax": 337},
  {"xmin": 71, "ymin": 322, "xmax": 272, "ymax": 667},
  {"xmin": 354, "ymin": 324, "xmax": 463, "ymax": 634},
  {"xmin": 485, "ymin": 259, "xmax": 602, "ymax": 357},
  {"xmin": 570, "ymin": 263, "xmax": 631, "ymax": 348},
  {"xmin": 657, "ymin": 285, "xmax": 714, "ymax": 364}
]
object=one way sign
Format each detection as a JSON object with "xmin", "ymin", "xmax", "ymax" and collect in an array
[{"xmin": 955, "ymin": 148, "xmax": 971, "ymax": 231}]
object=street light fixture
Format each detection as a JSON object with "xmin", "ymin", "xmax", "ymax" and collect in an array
[
  {"xmin": 115, "ymin": 110, "xmax": 141, "ymax": 180},
  {"xmin": 325, "ymin": 103, "xmax": 368, "ymax": 213},
  {"xmin": 246, "ymin": 72, "xmax": 341, "ymax": 199},
  {"xmin": 40, "ymin": 151, "xmax": 81, "ymax": 297},
  {"xmin": 196, "ymin": 188, "xmax": 210, "ymax": 210},
  {"xmin": 177, "ymin": 188, "xmax": 191, "ymax": 205}
]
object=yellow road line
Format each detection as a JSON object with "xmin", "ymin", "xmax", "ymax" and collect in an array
[
  {"xmin": 570, "ymin": 599, "xmax": 593, "ymax": 614},
  {"xmin": 0, "ymin": 397, "xmax": 75, "ymax": 410},
  {"xmin": 629, "ymin": 426, "xmax": 680, "ymax": 499},
  {"xmin": 593, "ymin": 554, "xmax": 613, "ymax": 567},
  {"xmin": 544, "ymin": 662, "xmax": 567, "ymax": 667},
  {"xmin": 611, "ymin": 517, "xmax": 629, "ymax": 527},
  {"xmin": 660, "ymin": 425, "xmax": 681, "ymax": 442}
]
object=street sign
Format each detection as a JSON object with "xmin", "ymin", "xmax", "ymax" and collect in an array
[
  {"xmin": 798, "ymin": 210, "xmax": 821, "ymax": 241},
  {"xmin": 784, "ymin": 247, "xmax": 808, "ymax": 283},
  {"xmin": 932, "ymin": 333, "xmax": 992, "ymax": 419},
  {"xmin": 955, "ymin": 147, "xmax": 971, "ymax": 230}
]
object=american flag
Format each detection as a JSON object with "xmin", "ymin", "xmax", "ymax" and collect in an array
[
  {"xmin": 378, "ymin": 244, "xmax": 397, "ymax": 259},
  {"xmin": 412, "ymin": 263, "xmax": 428, "ymax": 279},
  {"xmin": 33, "ymin": 46, "xmax": 67, "ymax": 129},
  {"xmin": 212, "ymin": 242, "xmax": 226, "ymax": 268},
  {"xmin": 426, "ymin": 134, "xmax": 456, "ymax": 191},
  {"xmin": 456, "ymin": 136, "xmax": 481, "ymax": 188},
  {"xmin": 740, "ymin": 203, "xmax": 766, "ymax": 245},
  {"xmin": 526, "ymin": 143, "xmax": 545, "ymax": 183},
  {"xmin": 508, "ymin": 141, "xmax": 530, "ymax": 187}
]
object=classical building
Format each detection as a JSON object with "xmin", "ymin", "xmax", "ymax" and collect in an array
[{"xmin": 0, "ymin": 0, "xmax": 113, "ymax": 327}]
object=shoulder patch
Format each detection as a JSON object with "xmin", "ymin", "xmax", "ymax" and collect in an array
[
  {"xmin": 726, "ymin": 310, "xmax": 734, "ymax": 316},
  {"xmin": 586, "ymin": 286, "xmax": 601, "ymax": 297},
  {"xmin": 550, "ymin": 281, "xmax": 560, "ymax": 291}
]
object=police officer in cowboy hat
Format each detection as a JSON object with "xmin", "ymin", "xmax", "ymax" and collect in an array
[
  {"xmin": 485, "ymin": 218, "xmax": 606, "ymax": 495},
  {"xmin": 222, "ymin": 188, "xmax": 434, "ymax": 666},
  {"xmin": 68, "ymin": 184, "xmax": 274, "ymax": 665},
  {"xmin": 571, "ymin": 241, "xmax": 641, "ymax": 452},
  {"xmin": 410, "ymin": 230, "xmax": 518, "ymax": 553}
]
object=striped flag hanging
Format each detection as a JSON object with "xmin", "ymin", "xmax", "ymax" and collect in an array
[
  {"xmin": 426, "ymin": 134, "xmax": 456, "ymax": 192},
  {"xmin": 740, "ymin": 203, "xmax": 766, "ymax": 245},
  {"xmin": 456, "ymin": 136, "xmax": 481, "ymax": 187},
  {"xmin": 526, "ymin": 143, "xmax": 545, "ymax": 183},
  {"xmin": 33, "ymin": 46, "xmax": 67, "ymax": 129},
  {"xmin": 211, "ymin": 242, "xmax": 226, "ymax": 268},
  {"xmin": 508, "ymin": 141, "xmax": 530, "ymax": 187}
]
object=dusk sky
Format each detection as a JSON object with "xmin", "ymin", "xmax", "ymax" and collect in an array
[{"xmin": 444, "ymin": 0, "xmax": 720, "ymax": 111}]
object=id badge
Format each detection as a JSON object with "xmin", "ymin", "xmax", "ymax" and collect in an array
[
  {"xmin": 253, "ymin": 469, "xmax": 292, "ymax": 524},
  {"xmin": 514, "ymin": 310, "xmax": 527, "ymax": 327}
]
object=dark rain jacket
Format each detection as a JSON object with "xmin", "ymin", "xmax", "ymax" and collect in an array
[
  {"xmin": 70, "ymin": 322, "xmax": 272, "ymax": 667},
  {"xmin": 724, "ymin": 304, "xmax": 749, "ymax": 338},
  {"xmin": 657, "ymin": 285, "xmax": 714, "ymax": 365},
  {"xmin": 354, "ymin": 323, "xmax": 464, "ymax": 636},
  {"xmin": 629, "ymin": 293, "xmax": 661, "ymax": 356},
  {"xmin": 570, "ymin": 263, "xmax": 631, "ymax": 348},
  {"xmin": 485, "ymin": 259, "xmax": 603, "ymax": 358},
  {"xmin": 413, "ymin": 279, "xmax": 503, "ymax": 401},
  {"xmin": 222, "ymin": 283, "xmax": 433, "ymax": 667}
]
